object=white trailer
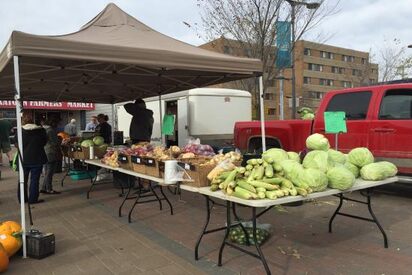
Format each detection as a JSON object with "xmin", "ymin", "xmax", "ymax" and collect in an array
[{"xmin": 116, "ymin": 88, "xmax": 251, "ymax": 148}]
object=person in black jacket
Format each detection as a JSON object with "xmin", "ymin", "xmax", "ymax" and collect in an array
[
  {"xmin": 18, "ymin": 113, "xmax": 48, "ymax": 204},
  {"xmin": 124, "ymin": 99, "xmax": 154, "ymax": 143},
  {"xmin": 95, "ymin": 114, "xmax": 112, "ymax": 144}
]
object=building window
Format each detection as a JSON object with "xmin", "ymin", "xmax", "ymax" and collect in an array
[
  {"xmin": 308, "ymin": 63, "xmax": 323, "ymax": 72},
  {"xmin": 361, "ymin": 58, "xmax": 367, "ymax": 64},
  {"xmin": 342, "ymin": 55, "xmax": 354, "ymax": 62},
  {"xmin": 307, "ymin": 91, "xmax": 324, "ymax": 99},
  {"xmin": 304, "ymin": 48, "xmax": 311, "ymax": 56},
  {"xmin": 264, "ymin": 93, "xmax": 275, "ymax": 100},
  {"xmin": 326, "ymin": 91, "xmax": 372, "ymax": 120},
  {"xmin": 321, "ymin": 51, "xmax": 334, "ymax": 59},
  {"xmin": 267, "ymin": 108, "xmax": 276, "ymax": 116},
  {"xmin": 320, "ymin": 79, "xmax": 333, "ymax": 86},
  {"xmin": 369, "ymin": 78, "xmax": 376, "ymax": 84},
  {"xmin": 303, "ymin": 77, "xmax": 311, "ymax": 84},
  {"xmin": 332, "ymin": 66, "xmax": 345, "ymax": 74},
  {"xmin": 244, "ymin": 49, "xmax": 252, "ymax": 57},
  {"xmin": 352, "ymin": 69, "xmax": 361, "ymax": 76},
  {"xmin": 342, "ymin": 81, "xmax": 353, "ymax": 88}
]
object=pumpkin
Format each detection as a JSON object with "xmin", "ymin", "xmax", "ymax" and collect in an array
[
  {"xmin": 0, "ymin": 243, "xmax": 8, "ymax": 272},
  {"xmin": 58, "ymin": 132, "xmax": 70, "ymax": 140},
  {"xmin": 0, "ymin": 233, "xmax": 22, "ymax": 257},
  {"xmin": 0, "ymin": 221, "xmax": 22, "ymax": 235}
]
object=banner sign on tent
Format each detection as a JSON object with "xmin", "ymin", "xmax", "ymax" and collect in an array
[
  {"xmin": 0, "ymin": 100, "xmax": 95, "ymax": 110},
  {"xmin": 324, "ymin": 111, "xmax": 347, "ymax": 133},
  {"xmin": 162, "ymin": 115, "xmax": 175, "ymax": 135},
  {"xmin": 275, "ymin": 21, "xmax": 291, "ymax": 69}
]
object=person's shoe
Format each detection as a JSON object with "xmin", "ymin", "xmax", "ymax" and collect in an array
[
  {"xmin": 39, "ymin": 190, "xmax": 47, "ymax": 194},
  {"xmin": 47, "ymin": 190, "xmax": 61, "ymax": 195},
  {"xmin": 29, "ymin": 199, "xmax": 45, "ymax": 204}
]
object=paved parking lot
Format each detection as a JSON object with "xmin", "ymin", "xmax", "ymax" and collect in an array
[{"xmin": 1, "ymin": 167, "xmax": 412, "ymax": 275}]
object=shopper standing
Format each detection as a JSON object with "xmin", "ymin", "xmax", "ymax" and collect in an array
[
  {"xmin": 41, "ymin": 118, "xmax": 61, "ymax": 195},
  {"xmin": 0, "ymin": 113, "xmax": 12, "ymax": 166},
  {"xmin": 64, "ymin": 118, "xmax": 77, "ymax": 137},
  {"xmin": 95, "ymin": 114, "xmax": 112, "ymax": 144},
  {"xmin": 85, "ymin": 116, "xmax": 98, "ymax": 131},
  {"xmin": 19, "ymin": 112, "xmax": 48, "ymax": 204},
  {"xmin": 124, "ymin": 99, "xmax": 154, "ymax": 143}
]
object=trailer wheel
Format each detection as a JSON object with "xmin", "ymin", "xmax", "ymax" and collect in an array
[{"xmin": 248, "ymin": 137, "xmax": 281, "ymax": 154}]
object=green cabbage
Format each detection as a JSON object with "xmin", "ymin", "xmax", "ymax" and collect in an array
[
  {"xmin": 344, "ymin": 162, "xmax": 360, "ymax": 178},
  {"xmin": 280, "ymin": 160, "xmax": 305, "ymax": 187},
  {"xmin": 287, "ymin": 151, "xmax": 301, "ymax": 163},
  {"xmin": 302, "ymin": 150, "xmax": 331, "ymax": 173},
  {"xmin": 327, "ymin": 167, "xmax": 355, "ymax": 190},
  {"xmin": 81, "ymin": 139, "xmax": 95, "ymax": 147},
  {"xmin": 328, "ymin": 149, "xmax": 346, "ymax": 164},
  {"xmin": 306, "ymin": 133, "xmax": 330, "ymax": 151},
  {"xmin": 347, "ymin": 147, "xmax": 374, "ymax": 167},
  {"xmin": 93, "ymin": 136, "xmax": 105, "ymax": 146},
  {"xmin": 360, "ymin": 161, "xmax": 398, "ymax": 181},
  {"xmin": 262, "ymin": 148, "xmax": 289, "ymax": 164},
  {"xmin": 301, "ymin": 168, "xmax": 328, "ymax": 192}
]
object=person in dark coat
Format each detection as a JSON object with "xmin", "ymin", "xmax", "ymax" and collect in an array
[
  {"xmin": 41, "ymin": 117, "xmax": 61, "ymax": 194},
  {"xmin": 124, "ymin": 99, "xmax": 154, "ymax": 143},
  {"xmin": 19, "ymin": 113, "xmax": 48, "ymax": 204},
  {"xmin": 95, "ymin": 114, "xmax": 112, "ymax": 144}
]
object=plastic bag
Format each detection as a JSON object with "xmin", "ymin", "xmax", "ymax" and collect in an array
[{"xmin": 229, "ymin": 222, "xmax": 271, "ymax": 246}]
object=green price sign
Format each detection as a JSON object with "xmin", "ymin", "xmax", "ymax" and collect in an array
[
  {"xmin": 162, "ymin": 114, "xmax": 175, "ymax": 135},
  {"xmin": 324, "ymin": 111, "xmax": 347, "ymax": 133}
]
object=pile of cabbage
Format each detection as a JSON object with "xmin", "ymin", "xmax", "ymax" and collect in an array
[{"xmin": 264, "ymin": 133, "xmax": 398, "ymax": 193}]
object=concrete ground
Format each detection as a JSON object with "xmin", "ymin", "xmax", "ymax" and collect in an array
[{"xmin": 1, "ymin": 166, "xmax": 412, "ymax": 275}]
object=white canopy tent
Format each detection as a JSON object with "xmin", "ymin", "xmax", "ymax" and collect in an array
[{"xmin": 0, "ymin": 3, "xmax": 266, "ymax": 256}]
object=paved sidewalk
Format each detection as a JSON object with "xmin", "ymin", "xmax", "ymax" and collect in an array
[{"xmin": 1, "ymin": 165, "xmax": 412, "ymax": 275}]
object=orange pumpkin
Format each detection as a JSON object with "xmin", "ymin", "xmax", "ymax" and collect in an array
[
  {"xmin": 58, "ymin": 132, "xmax": 70, "ymax": 140},
  {"xmin": 0, "ymin": 233, "xmax": 22, "ymax": 257},
  {"xmin": 0, "ymin": 243, "xmax": 8, "ymax": 272},
  {"xmin": 0, "ymin": 221, "xmax": 22, "ymax": 235}
]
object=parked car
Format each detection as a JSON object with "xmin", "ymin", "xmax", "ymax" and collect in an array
[{"xmin": 234, "ymin": 81, "xmax": 412, "ymax": 182}]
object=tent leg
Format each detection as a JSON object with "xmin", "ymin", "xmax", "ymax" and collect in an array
[
  {"xmin": 14, "ymin": 55, "xmax": 27, "ymax": 258},
  {"xmin": 111, "ymin": 103, "xmax": 115, "ymax": 145},
  {"xmin": 159, "ymin": 93, "xmax": 163, "ymax": 145},
  {"xmin": 259, "ymin": 76, "xmax": 266, "ymax": 152}
]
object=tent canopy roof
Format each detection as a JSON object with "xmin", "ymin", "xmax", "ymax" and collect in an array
[{"xmin": 0, "ymin": 3, "xmax": 262, "ymax": 104}]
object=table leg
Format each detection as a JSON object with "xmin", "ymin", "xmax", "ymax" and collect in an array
[
  {"xmin": 365, "ymin": 189, "xmax": 388, "ymax": 248},
  {"xmin": 252, "ymin": 207, "xmax": 271, "ymax": 275},
  {"xmin": 218, "ymin": 200, "xmax": 231, "ymax": 266},
  {"xmin": 328, "ymin": 193, "xmax": 343, "ymax": 233},
  {"xmin": 232, "ymin": 203, "xmax": 250, "ymax": 246},
  {"xmin": 149, "ymin": 183, "xmax": 163, "ymax": 211},
  {"xmin": 195, "ymin": 195, "xmax": 211, "ymax": 260},
  {"xmin": 128, "ymin": 192, "xmax": 141, "ymax": 223},
  {"xmin": 159, "ymin": 185, "xmax": 174, "ymax": 215},
  {"xmin": 118, "ymin": 177, "xmax": 133, "ymax": 217},
  {"xmin": 61, "ymin": 157, "xmax": 71, "ymax": 187},
  {"xmin": 86, "ymin": 172, "xmax": 98, "ymax": 199}
]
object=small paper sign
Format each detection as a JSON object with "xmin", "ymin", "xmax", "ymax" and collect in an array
[
  {"xmin": 324, "ymin": 111, "xmax": 347, "ymax": 133},
  {"xmin": 162, "ymin": 114, "xmax": 175, "ymax": 135}
]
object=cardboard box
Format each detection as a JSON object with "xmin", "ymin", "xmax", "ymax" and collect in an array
[
  {"xmin": 144, "ymin": 157, "xmax": 161, "ymax": 177},
  {"xmin": 131, "ymin": 155, "xmax": 146, "ymax": 174},
  {"xmin": 182, "ymin": 162, "xmax": 215, "ymax": 187},
  {"xmin": 118, "ymin": 154, "xmax": 132, "ymax": 170}
]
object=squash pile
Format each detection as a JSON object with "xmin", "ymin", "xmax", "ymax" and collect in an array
[{"xmin": 0, "ymin": 221, "xmax": 23, "ymax": 272}]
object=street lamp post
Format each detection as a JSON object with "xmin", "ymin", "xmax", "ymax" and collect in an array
[{"xmin": 285, "ymin": 0, "xmax": 320, "ymax": 119}]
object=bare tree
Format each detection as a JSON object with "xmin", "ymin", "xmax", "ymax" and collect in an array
[
  {"xmin": 192, "ymin": 0, "xmax": 339, "ymax": 118},
  {"xmin": 378, "ymin": 38, "xmax": 412, "ymax": 82}
]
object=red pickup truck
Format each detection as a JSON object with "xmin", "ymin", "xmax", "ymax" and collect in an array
[{"xmin": 234, "ymin": 82, "xmax": 412, "ymax": 180}]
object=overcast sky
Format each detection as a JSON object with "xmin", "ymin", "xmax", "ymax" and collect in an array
[{"xmin": 0, "ymin": 0, "xmax": 411, "ymax": 56}]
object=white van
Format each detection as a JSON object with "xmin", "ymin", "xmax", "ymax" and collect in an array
[{"xmin": 116, "ymin": 88, "xmax": 251, "ymax": 148}]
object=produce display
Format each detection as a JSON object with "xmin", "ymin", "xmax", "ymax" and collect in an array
[
  {"xmin": 202, "ymin": 151, "xmax": 242, "ymax": 166},
  {"xmin": 0, "ymin": 220, "xmax": 23, "ymax": 272},
  {"xmin": 102, "ymin": 150, "xmax": 119, "ymax": 167},
  {"xmin": 229, "ymin": 225, "xmax": 270, "ymax": 245},
  {"xmin": 298, "ymin": 107, "xmax": 315, "ymax": 120},
  {"xmin": 208, "ymin": 133, "xmax": 398, "ymax": 201},
  {"xmin": 182, "ymin": 142, "xmax": 215, "ymax": 157}
]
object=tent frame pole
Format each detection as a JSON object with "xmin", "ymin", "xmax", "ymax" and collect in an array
[
  {"xmin": 159, "ymin": 92, "xmax": 163, "ymax": 145},
  {"xmin": 111, "ymin": 103, "xmax": 115, "ymax": 145},
  {"xmin": 259, "ymin": 76, "xmax": 266, "ymax": 152},
  {"xmin": 14, "ymin": 55, "xmax": 27, "ymax": 258}
]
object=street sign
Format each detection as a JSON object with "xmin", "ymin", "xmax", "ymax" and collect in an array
[{"xmin": 324, "ymin": 111, "xmax": 347, "ymax": 133}]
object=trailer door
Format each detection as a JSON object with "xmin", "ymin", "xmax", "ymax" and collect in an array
[{"xmin": 177, "ymin": 97, "xmax": 189, "ymax": 147}]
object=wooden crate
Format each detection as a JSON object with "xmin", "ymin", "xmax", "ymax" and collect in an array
[
  {"xmin": 182, "ymin": 162, "xmax": 215, "ymax": 187},
  {"xmin": 131, "ymin": 155, "xmax": 146, "ymax": 174},
  {"xmin": 117, "ymin": 154, "xmax": 132, "ymax": 170},
  {"xmin": 144, "ymin": 157, "xmax": 160, "ymax": 178}
]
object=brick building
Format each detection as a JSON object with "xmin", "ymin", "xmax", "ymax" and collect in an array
[{"xmin": 200, "ymin": 37, "xmax": 378, "ymax": 120}]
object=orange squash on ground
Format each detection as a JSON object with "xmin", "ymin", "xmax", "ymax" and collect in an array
[
  {"xmin": 0, "ymin": 221, "xmax": 22, "ymax": 235},
  {"xmin": 0, "ymin": 233, "xmax": 22, "ymax": 257},
  {"xmin": 0, "ymin": 243, "xmax": 9, "ymax": 273},
  {"xmin": 57, "ymin": 132, "xmax": 70, "ymax": 140}
]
